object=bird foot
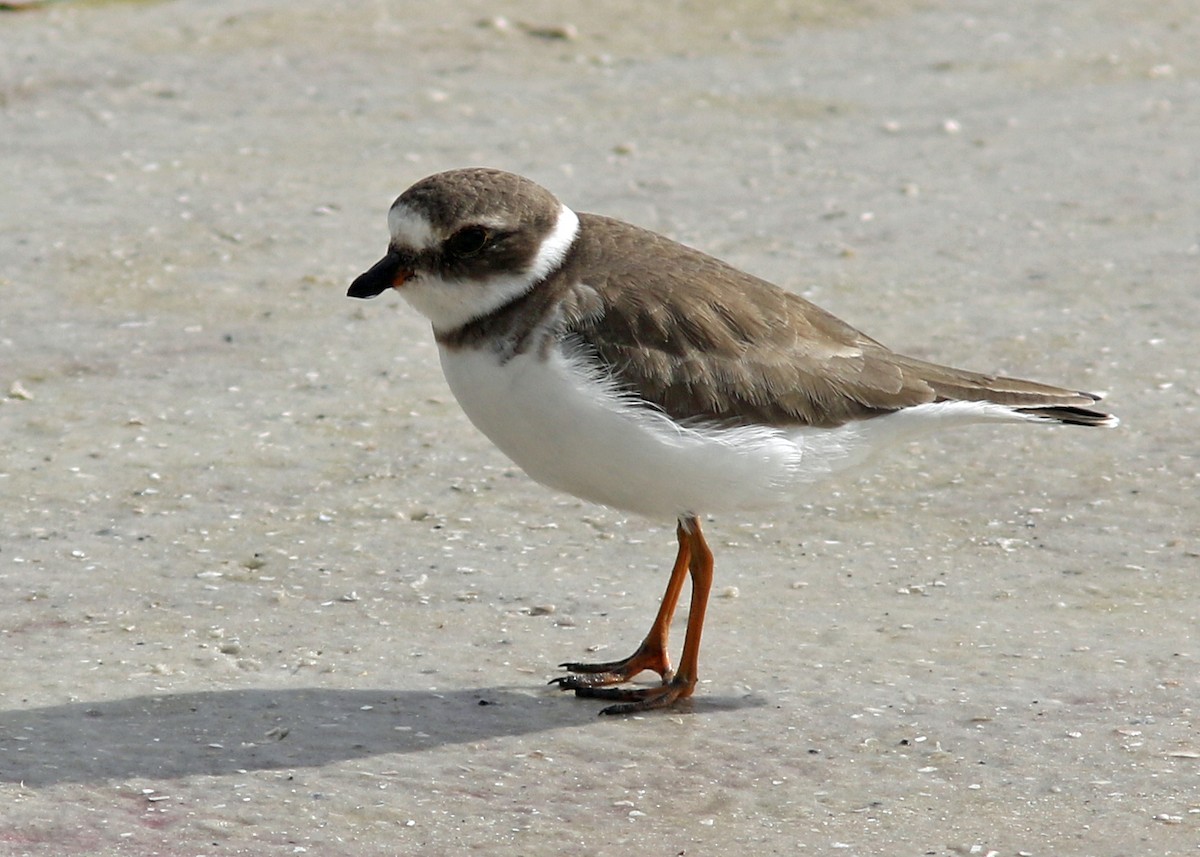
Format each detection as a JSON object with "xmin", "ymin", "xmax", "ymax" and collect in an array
[
  {"xmin": 549, "ymin": 643, "xmax": 672, "ymax": 691},
  {"xmin": 550, "ymin": 645, "xmax": 697, "ymax": 714},
  {"xmin": 573, "ymin": 677, "xmax": 697, "ymax": 715}
]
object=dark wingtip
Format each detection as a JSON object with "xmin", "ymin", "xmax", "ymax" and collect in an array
[
  {"xmin": 347, "ymin": 252, "xmax": 401, "ymax": 299},
  {"xmin": 1017, "ymin": 405, "xmax": 1119, "ymax": 427}
]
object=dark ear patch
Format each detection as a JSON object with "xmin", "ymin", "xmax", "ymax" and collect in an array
[{"xmin": 443, "ymin": 225, "xmax": 489, "ymax": 259}]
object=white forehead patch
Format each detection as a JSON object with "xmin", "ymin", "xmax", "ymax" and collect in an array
[
  {"xmin": 399, "ymin": 203, "xmax": 580, "ymax": 334},
  {"xmin": 387, "ymin": 201, "xmax": 436, "ymax": 249}
]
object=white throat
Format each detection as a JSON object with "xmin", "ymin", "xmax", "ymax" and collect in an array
[{"xmin": 398, "ymin": 204, "xmax": 580, "ymax": 334}]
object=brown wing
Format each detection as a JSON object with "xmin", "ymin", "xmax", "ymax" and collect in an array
[{"xmin": 565, "ymin": 214, "xmax": 1110, "ymax": 429}]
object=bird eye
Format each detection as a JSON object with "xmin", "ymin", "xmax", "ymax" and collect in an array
[{"xmin": 444, "ymin": 225, "xmax": 489, "ymax": 258}]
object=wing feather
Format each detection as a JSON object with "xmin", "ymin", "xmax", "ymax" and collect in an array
[{"xmin": 563, "ymin": 214, "xmax": 1110, "ymax": 428}]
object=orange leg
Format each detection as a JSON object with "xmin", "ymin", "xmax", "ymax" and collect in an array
[
  {"xmin": 553, "ymin": 516, "xmax": 715, "ymax": 715},
  {"xmin": 550, "ymin": 521, "xmax": 690, "ymax": 687}
]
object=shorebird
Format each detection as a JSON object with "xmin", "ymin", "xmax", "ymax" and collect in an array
[{"xmin": 348, "ymin": 168, "xmax": 1116, "ymax": 714}]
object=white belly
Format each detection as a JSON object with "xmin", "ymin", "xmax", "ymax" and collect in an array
[{"xmin": 437, "ymin": 343, "xmax": 883, "ymax": 519}]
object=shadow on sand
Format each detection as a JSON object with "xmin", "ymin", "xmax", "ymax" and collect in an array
[{"xmin": 0, "ymin": 686, "xmax": 764, "ymax": 786}]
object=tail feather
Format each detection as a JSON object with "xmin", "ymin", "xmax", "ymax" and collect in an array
[{"xmin": 891, "ymin": 355, "xmax": 1118, "ymax": 428}]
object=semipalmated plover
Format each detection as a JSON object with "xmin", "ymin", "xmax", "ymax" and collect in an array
[{"xmin": 348, "ymin": 168, "xmax": 1116, "ymax": 715}]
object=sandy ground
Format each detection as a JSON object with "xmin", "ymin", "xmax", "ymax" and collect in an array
[{"xmin": 2, "ymin": 0, "xmax": 1198, "ymax": 854}]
